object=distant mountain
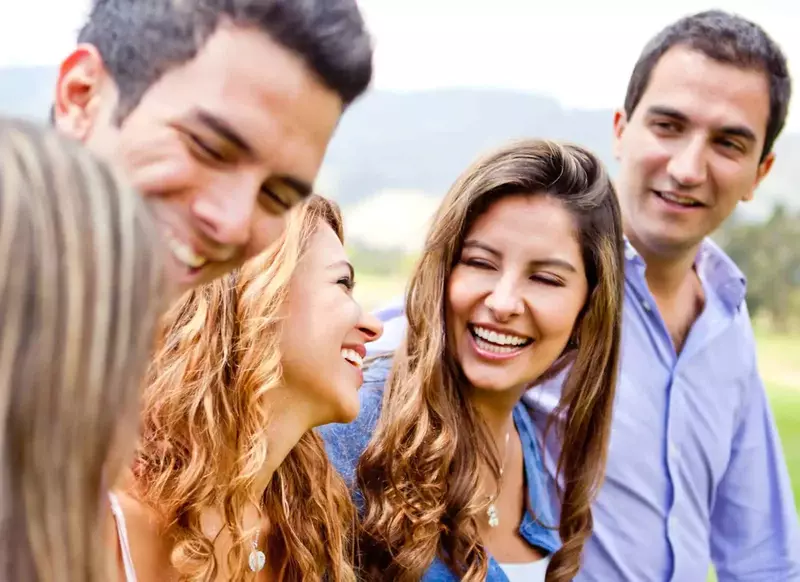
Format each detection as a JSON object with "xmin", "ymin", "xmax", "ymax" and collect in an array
[
  {"xmin": 321, "ymin": 89, "xmax": 616, "ymax": 207},
  {"xmin": 1, "ymin": 66, "xmax": 796, "ymax": 222},
  {"xmin": 323, "ymin": 89, "xmax": 800, "ymax": 222}
]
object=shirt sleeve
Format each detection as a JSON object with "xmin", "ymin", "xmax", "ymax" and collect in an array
[{"xmin": 710, "ymin": 351, "xmax": 800, "ymax": 581}]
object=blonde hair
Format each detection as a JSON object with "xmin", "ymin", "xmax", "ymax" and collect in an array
[
  {"xmin": 0, "ymin": 117, "xmax": 165, "ymax": 581},
  {"xmin": 134, "ymin": 195, "xmax": 356, "ymax": 581},
  {"xmin": 356, "ymin": 139, "xmax": 625, "ymax": 582}
]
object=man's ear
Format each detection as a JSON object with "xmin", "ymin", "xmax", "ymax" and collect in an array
[
  {"xmin": 612, "ymin": 109, "xmax": 628, "ymax": 162},
  {"xmin": 53, "ymin": 44, "xmax": 113, "ymax": 141},
  {"xmin": 742, "ymin": 152, "xmax": 775, "ymax": 202}
]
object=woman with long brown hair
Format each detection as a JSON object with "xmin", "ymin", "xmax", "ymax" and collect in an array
[
  {"xmin": 0, "ymin": 117, "xmax": 165, "ymax": 582},
  {"xmin": 109, "ymin": 195, "xmax": 383, "ymax": 581},
  {"xmin": 321, "ymin": 139, "xmax": 625, "ymax": 582}
]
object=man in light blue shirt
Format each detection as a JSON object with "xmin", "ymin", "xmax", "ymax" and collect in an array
[{"xmin": 367, "ymin": 11, "xmax": 800, "ymax": 581}]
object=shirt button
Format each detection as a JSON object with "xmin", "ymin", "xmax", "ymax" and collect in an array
[{"xmin": 642, "ymin": 301, "xmax": 651, "ymax": 311}]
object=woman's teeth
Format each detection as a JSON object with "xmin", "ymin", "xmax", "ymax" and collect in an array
[
  {"xmin": 167, "ymin": 236, "xmax": 208, "ymax": 269},
  {"xmin": 341, "ymin": 348, "xmax": 363, "ymax": 369},
  {"xmin": 471, "ymin": 325, "xmax": 530, "ymax": 347},
  {"xmin": 474, "ymin": 337, "xmax": 522, "ymax": 354}
]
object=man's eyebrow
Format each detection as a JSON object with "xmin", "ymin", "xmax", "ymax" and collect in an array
[
  {"xmin": 193, "ymin": 109, "xmax": 254, "ymax": 155},
  {"xmin": 646, "ymin": 105, "xmax": 690, "ymax": 124},
  {"xmin": 717, "ymin": 125, "xmax": 757, "ymax": 143},
  {"xmin": 647, "ymin": 105, "xmax": 757, "ymax": 142}
]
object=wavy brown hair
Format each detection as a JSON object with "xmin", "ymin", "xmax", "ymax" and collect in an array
[
  {"xmin": 133, "ymin": 195, "xmax": 356, "ymax": 581},
  {"xmin": 356, "ymin": 139, "xmax": 624, "ymax": 582},
  {"xmin": 0, "ymin": 117, "xmax": 164, "ymax": 582}
]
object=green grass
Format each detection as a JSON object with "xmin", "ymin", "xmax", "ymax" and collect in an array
[{"xmin": 770, "ymin": 388, "xmax": 800, "ymax": 502}]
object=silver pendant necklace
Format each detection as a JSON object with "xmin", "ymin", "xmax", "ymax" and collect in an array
[
  {"xmin": 248, "ymin": 528, "xmax": 266, "ymax": 573},
  {"xmin": 486, "ymin": 430, "xmax": 511, "ymax": 528}
]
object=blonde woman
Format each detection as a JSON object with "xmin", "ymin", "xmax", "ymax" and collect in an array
[
  {"xmin": 0, "ymin": 117, "xmax": 165, "ymax": 581},
  {"xmin": 110, "ymin": 195, "xmax": 382, "ymax": 580}
]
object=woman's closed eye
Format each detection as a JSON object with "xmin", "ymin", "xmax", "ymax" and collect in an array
[
  {"xmin": 461, "ymin": 257, "xmax": 496, "ymax": 270},
  {"xmin": 530, "ymin": 273, "xmax": 566, "ymax": 287}
]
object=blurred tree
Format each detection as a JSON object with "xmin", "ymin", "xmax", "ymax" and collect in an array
[{"xmin": 717, "ymin": 205, "xmax": 800, "ymax": 332}]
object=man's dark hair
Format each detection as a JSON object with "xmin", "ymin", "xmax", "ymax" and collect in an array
[
  {"xmin": 623, "ymin": 10, "xmax": 791, "ymax": 161},
  {"xmin": 76, "ymin": 0, "xmax": 373, "ymax": 123}
]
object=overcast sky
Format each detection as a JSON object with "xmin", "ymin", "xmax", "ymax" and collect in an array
[{"xmin": 2, "ymin": 0, "xmax": 799, "ymax": 127}]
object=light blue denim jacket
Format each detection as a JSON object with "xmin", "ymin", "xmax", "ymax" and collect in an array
[{"xmin": 318, "ymin": 355, "xmax": 561, "ymax": 581}]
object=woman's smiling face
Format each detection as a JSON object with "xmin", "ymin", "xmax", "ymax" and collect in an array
[{"xmin": 447, "ymin": 194, "xmax": 589, "ymax": 393}]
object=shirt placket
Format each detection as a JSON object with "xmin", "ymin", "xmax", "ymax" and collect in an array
[{"xmin": 626, "ymin": 252, "xmax": 681, "ymax": 581}]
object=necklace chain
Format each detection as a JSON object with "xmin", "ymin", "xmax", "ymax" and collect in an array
[{"xmin": 486, "ymin": 429, "xmax": 511, "ymax": 528}]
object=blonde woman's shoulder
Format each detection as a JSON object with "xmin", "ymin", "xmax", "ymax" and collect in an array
[{"xmin": 108, "ymin": 487, "xmax": 177, "ymax": 582}]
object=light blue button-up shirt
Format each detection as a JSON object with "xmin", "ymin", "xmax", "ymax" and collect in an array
[{"xmin": 366, "ymin": 237, "xmax": 800, "ymax": 581}]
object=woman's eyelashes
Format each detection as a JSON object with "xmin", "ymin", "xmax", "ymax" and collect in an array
[
  {"xmin": 530, "ymin": 274, "xmax": 565, "ymax": 287},
  {"xmin": 462, "ymin": 257, "xmax": 495, "ymax": 270},
  {"xmin": 337, "ymin": 275, "xmax": 355, "ymax": 292},
  {"xmin": 460, "ymin": 256, "xmax": 566, "ymax": 287}
]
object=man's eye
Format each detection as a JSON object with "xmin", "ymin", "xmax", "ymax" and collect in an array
[
  {"xmin": 186, "ymin": 133, "xmax": 226, "ymax": 162},
  {"xmin": 261, "ymin": 187, "xmax": 291, "ymax": 211}
]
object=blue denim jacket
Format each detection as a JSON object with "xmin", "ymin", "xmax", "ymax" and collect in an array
[{"xmin": 318, "ymin": 355, "xmax": 561, "ymax": 581}]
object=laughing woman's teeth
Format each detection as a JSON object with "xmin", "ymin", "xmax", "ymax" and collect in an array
[
  {"xmin": 341, "ymin": 348, "xmax": 364, "ymax": 369},
  {"xmin": 469, "ymin": 325, "xmax": 532, "ymax": 354},
  {"xmin": 168, "ymin": 236, "xmax": 208, "ymax": 268},
  {"xmin": 471, "ymin": 325, "xmax": 529, "ymax": 346},
  {"xmin": 474, "ymin": 337, "xmax": 521, "ymax": 354}
]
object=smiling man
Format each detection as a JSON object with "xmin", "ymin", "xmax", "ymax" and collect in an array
[
  {"xmin": 52, "ymin": 0, "xmax": 372, "ymax": 295},
  {"xmin": 532, "ymin": 11, "xmax": 800, "ymax": 581},
  {"xmin": 368, "ymin": 10, "xmax": 800, "ymax": 581}
]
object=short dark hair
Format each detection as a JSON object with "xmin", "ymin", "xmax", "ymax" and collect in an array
[
  {"xmin": 77, "ymin": 0, "xmax": 374, "ymax": 123},
  {"xmin": 623, "ymin": 10, "xmax": 791, "ymax": 161}
]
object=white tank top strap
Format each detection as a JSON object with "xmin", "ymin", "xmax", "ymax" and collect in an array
[{"xmin": 108, "ymin": 492, "xmax": 139, "ymax": 582}]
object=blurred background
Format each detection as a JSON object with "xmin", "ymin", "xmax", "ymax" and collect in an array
[{"xmin": 2, "ymin": 2, "xmax": 797, "ymax": 579}]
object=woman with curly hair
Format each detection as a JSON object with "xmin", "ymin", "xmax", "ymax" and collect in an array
[
  {"xmin": 108, "ymin": 194, "xmax": 383, "ymax": 581},
  {"xmin": 320, "ymin": 139, "xmax": 625, "ymax": 582}
]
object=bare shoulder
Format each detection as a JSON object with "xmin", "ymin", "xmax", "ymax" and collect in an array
[{"xmin": 109, "ymin": 488, "xmax": 177, "ymax": 581}]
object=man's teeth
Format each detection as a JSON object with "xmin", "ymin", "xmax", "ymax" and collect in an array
[
  {"xmin": 341, "ymin": 348, "xmax": 363, "ymax": 369},
  {"xmin": 658, "ymin": 191, "xmax": 700, "ymax": 206},
  {"xmin": 471, "ymin": 326, "xmax": 530, "ymax": 347},
  {"xmin": 167, "ymin": 236, "xmax": 208, "ymax": 269}
]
